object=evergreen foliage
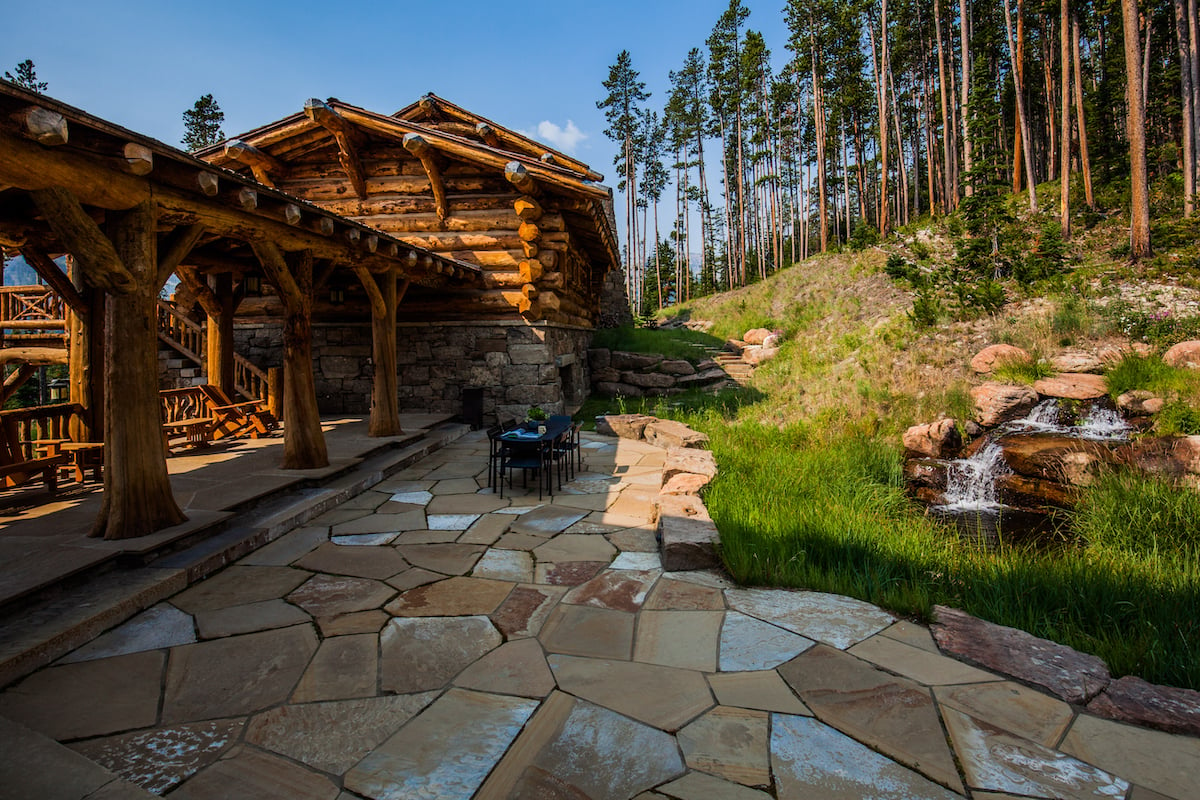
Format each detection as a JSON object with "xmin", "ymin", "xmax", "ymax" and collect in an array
[
  {"xmin": 5, "ymin": 59, "xmax": 47, "ymax": 92},
  {"xmin": 181, "ymin": 94, "xmax": 225, "ymax": 151}
]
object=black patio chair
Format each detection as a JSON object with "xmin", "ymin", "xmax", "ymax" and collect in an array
[{"xmin": 497, "ymin": 437, "xmax": 553, "ymax": 500}]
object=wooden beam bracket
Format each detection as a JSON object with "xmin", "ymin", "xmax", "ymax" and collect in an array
[
  {"xmin": 305, "ymin": 98, "xmax": 369, "ymax": 200},
  {"xmin": 403, "ymin": 133, "xmax": 448, "ymax": 224}
]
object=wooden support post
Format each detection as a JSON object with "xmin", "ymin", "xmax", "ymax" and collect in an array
[
  {"xmin": 251, "ymin": 242, "xmax": 328, "ymax": 470},
  {"xmin": 267, "ymin": 366, "xmax": 284, "ymax": 421},
  {"xmin": 403, "ymin": 133, "xmax": 448, "ymax": 223},
  {"xmin": 353, "ymin": 265, "xmax": 401, "ymax": 437},
  {"xmin": 206, "ymin": 272, "xmax": 236, "ymax": 395},
  {"xmin": 91, "ymin": 201, "xmax": 186, "ymax": 539},
  {"xmin": 1, "ymin": 364, "xmax": 37, "ymax": 404}
]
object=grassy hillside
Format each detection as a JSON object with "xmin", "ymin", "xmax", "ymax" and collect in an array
[{"xmin": 591, "ymin": 206, "xmax": 1200, "ymax": 691}]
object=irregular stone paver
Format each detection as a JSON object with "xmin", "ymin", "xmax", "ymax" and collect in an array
[
  {"xmin": 646, "ymin": 577, "xmax": 726, "ymax": 611},
  {"xmin": 539, "ymin": 604, "xmax": 634, "ymax": 660},
  {"xmin": 1061, "ymin": 712, "xmax": 1200, "ymax": 800},
  {"xmin": 344, "ymin": 688, "xmax": 538, "ymax": 800},
  {"xmin": 535, "ymin": 560, "xmax": 608, "ymax": 586},
  {"xmin": 563, "ymin": 568, "xmax": 658, "ymax": 611},
  {"xmin": 458, "ymin": 514, "xmax": 511, "ymax": 545},
  {"xmin": 611, "ymin": 551, "xmax": 663, "ymax": 570},
  {"xmin": 656, "ymin": 771, "xmax": 775, "ymax": 799},
  {"xmin": 162, "ymin": 625, "xmax": 318, "ymax": 724},
  {"xmin": 607, "ymin": 527, "xmax": 659, "ymax": 552},
  {"xmin": 1087, "ymin": 675, "xmax": 1200, "ymax": 737},
  {"xmin": 385, "ymin": 567, "xmax": 443, "ymax": 591},
  {"xmin": 771, "ymin": 714, "xmax": 962, "ymax": 800},
  {"xmin": 471, "ymin": 548, "xmax": 534, "ymax": 583},
  {"xmin": 380, "ymin": 615, "xmax": 501, "ymax": 693},
  {"xmin": 726, "ymin": 587, "xmax": 894, "ymax": 650},
  {"xmin": 170, "ymin": 566, "xmax": 310, "ymax": 613},
  {"xmin": 678, "ymin": 706, "xmax": 770, "ymax": 787},
  {"xmin": 194, "ymin": 598, "xmax": 310, "ymax": 639},
  {"xmin": 316, "ymin": 609, "xmax": 389, "ymax": 636},
  {"xmin": 490, "ymin": 584, "xmax": 565, "ymax": 638},
  {"xmin": 295, "ymin": 543, "xmax": 409, "ymax": 580},
  {"xmin": 69, "ymin": 719, "xmax": 243, "ymax": 795},
  {"xmin": 943, "ymin": 707, "xmax": 1129, "ymax": 799},
  {"xmin": 238, "ymin": 526, "xmax": 328, "ymax": 566},
  {"xmin": 58, "ymin": 603, "xmax": 196, "ymax": 664},
  {"xmin": 849, "ymin": 633, "xmax": 1003, "ymax": 686},
  {"xmin": 389, "ymin": 490, "xmax": 433, "ymax": 505},
  {"xmin": 245, "ymin": 694, "xmax": 438, "ymax": 775},
  {"xmin": 634, "ymin": 610, "xmax": 723, "ymax": 672},
  {"xmin": 331, "ymin": 532, "xmax": 398, "ymax": 546},
  {"xmin": 0, "ymin": 716, "xmax": 134, "ymax": 800},
  {"xmin": 426, "ymin": 513, "xmax": 482, "ymax": 530},
  {"xmin": 330, "ymin": 511, "xmax": 425, "ymax": 535},
  {"xmin": 934, "ymin": 681, "xmax": 1075, "ymax": 747},
  {"xmin": 0, "ymin": 651, "xmax": 164, "ymax": 740},
  {"xmin": 287, "ymin": 574, "xmax": 396, "ymax": 618},
  {"xmin": 549, "ymin": 654, "xmax": 714, "ymax": 731},
  {"xmin": 167, "ymin": 747, "xmax": 338, "ymax": 800},
  {"xmin": 292, "ymin": 634, "xmax": 378, "ymax": 702},
  {"xmin": 454, "ymin": 638, "xmax": 555, "ymax": 698},
  {"xmin": 384, "ymin": 576, "xmax": 514, "ymax": 617},
  {"xmin": 778, "ymin": 645, "xmax": 963, "ymax": 793},
  {"xmin": 510, "ymin": 506, "xmax": 588, "ymax": 536},
  {"xmin": 495, "ymin": 532, "xmax": 549, "ymax": 550},
  {"xmin": 879, "ymin": 620, "xmax": 940, "ymax": 653},
  {"xmin": 931, "ymin": 605, "xmax": 1110, "ymax": 704},
  {"xmin": 394, "ymin": 543, "xmax": 485, "ymax": 575},
  {"xmin": 719, "ymin": 611, "xmax": 815, "ymax": 672},
  {"xmin": 532, "ymin": 533, "xmax": 617, "ymax": 564},
  {"xmin": 427, "ymin": 494, "xmax": 507, "ymax": 514},
  {"xmin": 391, "ymin": 530, "xmax": 459, "ymax": 544},
  {"xmin": 479, "ymin": 692, "xmax": 686, "ymax": 800},
  {"xmin": 707, "ymin": 671, "xmax": 812, "ymax": 716}
]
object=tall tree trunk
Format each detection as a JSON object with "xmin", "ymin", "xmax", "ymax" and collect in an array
[
  {"xmin": 959, "ymin": 0, "xmax": 974, "ymax": 196},
  {"xmin": 1175, "ymin": 0, "xmax": 1196, "ymax": 217},
  {"xmin": 1045, "ymin": 28, "xmax": 1058, "ymax": 182},
  {"xmin": 1061, "ymin": 0, "xmax": 1072, "ymax": 238},
  {"xmin": 92, "ymin": 202, "xmax": 186, "ymax": 539},
  {"xmin": 888, "ymin": 58, "xmax": 911, "ymax": 224},
  {"xmin": 1073, "ymin": 11, "xmax": 1096, "ymax": 209},
  {"xmin": 879, "ymin": 0, "xmax": 891, "ymax": 233},
  {"xmin": 1190, "ymin": 0, "xmax": 1200, "ymax": 212},
  {"xmin": 1122, "ymin": 0, "xmax": 1153, "ymax": 258},
  {"xmin": 935, "ymin": 0, "xmax": 956, "ymax": 212},
  {"xmin": 812, "ymin": 53, "xmax": 829, "ymax": 252},
  {"xmin": 1013, "ymin": 0, "xmax": 1026, "ymax": 193},
  {"xmin": 1004, "ymin": 0, "xmax": 1040, "ymax": 211}
]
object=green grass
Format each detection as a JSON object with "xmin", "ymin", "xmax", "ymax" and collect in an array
[
  {"xmin": 589, "ymin": 325, "xmax": 724, "ymax": 364},
  {"xmin": 1105, "ymin": 354, "xmax": 1200, "ymax": 399},
  {"xmin": 991, "ymin": 359, "xmax": 1054, "ymax": 384}
]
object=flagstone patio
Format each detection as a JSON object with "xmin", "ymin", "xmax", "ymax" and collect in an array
[{"xmin": 0, "ymin": 429, "xmax": 1197, "ymax": 799}]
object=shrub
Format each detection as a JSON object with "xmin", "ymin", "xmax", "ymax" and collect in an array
[
  {"xmin": 849, "ymin": 221, "xmax": 881, "ymax": 251},
  {"xmin": 1016, "ymin": 223, "xmax": 1068, "ymax": 285},
  {"xmin": 885, "ymin": 254, "xmax": 924, "ymax": 287},
  {"xmin": 907, "ymin": 287, "xmax": 941, "ymax": 329}
]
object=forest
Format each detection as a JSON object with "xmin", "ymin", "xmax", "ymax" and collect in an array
[{"xmin": 597, "ymin": 0, "xmax": 1200, "ymax": 313}]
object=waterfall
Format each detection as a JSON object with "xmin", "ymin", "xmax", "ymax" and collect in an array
[{"xmin": 939, "ymin": 441, "xmax": 1009, "ymax": 511}]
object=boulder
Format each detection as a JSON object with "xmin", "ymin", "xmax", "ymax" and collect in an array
[
  {"xmin": 931, "ymin": 605, "xmax": 1110, "ymax": 704},
  {"xmin": 970, "ymin": 344, "xmax": 1032, "ymax": 374},
  {"xmin": 594, "ymin": 382, "xmax": 643, "ymax": 398},
  {"xmin": 743, "ymin": 328, "xmax": 772, "ymax": 345},
  {"xmin": 659, "ymin": 359, "xmax": 697, "ymax": 376},
  {"xmin": 902, "ymin": 419, "xmax": 962, "ymax": 459},
  {"xmin": 742, "ymin": 346, "xmax": 779, "ymax": 366},
  {"xmin": 591, "ymin": 366, "xmax": 621, "ymax": 384},
  {"xmin": 1163, "ymin": 340, "xmax": 1200, "ymax": 369},
  {"xmin": 662, "ymin": 446, "xmax": 718, "ymax": 486},
  {"xmin": 1116, "ymin": 435, "xmax": 1200, "ymax": 477},
  {"xmin": 611, "ymin": 351, "xmax": 662, "ymax": 371},
  {"xmin": 998, "ymin": 434, "xmax": 1117, "ymax": 487},
  {"xmin": 594, "ymin": 413, "xmax": 656, "ymax": 440},
  {"xmin": 587, "ymin": 348, "xmax": 612, "ymax": 370},
  {"xmin": 655, "ymin": 495, "xmax": 720, "ymax": 571},
  {"xmin": 1032, "ymin": 372, "xmax": 1108, "ymax": 400},
  {"xmin": 903, "ymin": 458, "xmax": 948, "ymax": 492},
  {"xmin": 1117, "ymin": 390, "xmax": 1165, "ymax": 416},
  {"xmin": 1087, "ymin": 675, "xmax": 1200, "ymax": 737},
  {"xmin": 996, "ymin": 474, "xmax": 1077, "ymax": 509},
  {"xmin": 971, "ymin": 382, "xmax": 1039, "ymax": 426},
  {"xmin": 676, "ymin": 367, "xmax": 729, "ymax": 388},
  {"xmin": 1049, "ymin": 349, "xmax": 1105, "ymax": 374},
  {"xmin": 762, "ymin": 333, "xmax": 784, "ymax": 349},
  {"xmin": 651, "ymin": 492, "xmax": 710, "ymax": 522},
  {"xmin": 660, "ymin": 473, "xmax": 713, "ymax": 496},
  {"xmin": 644, "ymin": 419, "xmax": 710, "ymax": 450},
  {"xmin": 621, "ymin": 371, "xmax": 676, "ymax": 389},
  {"xmin": 695, "ymin": 358, "xmax": 719, "ymax": 370}
]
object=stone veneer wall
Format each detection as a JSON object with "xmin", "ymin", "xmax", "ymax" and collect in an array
[{"xmin": 233, "ymin": 320, "xmax": 592, "ymax": 423}]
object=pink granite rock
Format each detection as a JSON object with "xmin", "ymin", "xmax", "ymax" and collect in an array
[
  {"xmin": 971, "ymin": 344, "xmax": 1032, "ymax": 374},
  {"xmin": 1163, "ymin": 340, "xmax": 1200, "ymax": 369},
  {"xmin": 902, "ymin": 419, "xmax": 962, "ymax": 458},
  {"xmin": 1117, "ymin": 390, "xmax": 1165, "ymax": 416},
  {"xmin": 931, "ymin": 605, "xmax": 1110, "ymax": 703},
  {"xmin": 594, "ymin": 413, "xmax": 656, "ymax": 440},
  {"xmin": 971, "ymin": 382, "xmax": 1039, "ymax": 426},
  {"xmin": 743, "ymin": 328, "xmax": 772, "ymax": 345},
  {"xmin": 1033, "ymin": 373, "xmax": 1108, "ymax": 400},
  {"xmin": 1087, "ymin": 675, "xmax": 1200, "ymax": 737}
]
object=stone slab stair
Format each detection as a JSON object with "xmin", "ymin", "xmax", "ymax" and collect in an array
[{"xmin": 686, "ymin": 340, "xmax": 755, "ymax": 387}]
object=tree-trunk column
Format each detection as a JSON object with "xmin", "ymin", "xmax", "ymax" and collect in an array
[
  {"xmin": 205, "ymin": 272, "xmax": 236, "ymax": 395},
  {"xmin": 360, "ymin": 267, "xmax": 401, "ymax": 437},
  {"xmin": 91, "ymin": 202, "xmax": 186, "ymax": 539}
]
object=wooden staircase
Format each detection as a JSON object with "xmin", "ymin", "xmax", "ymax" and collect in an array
[{"xmin": 155, "ymin": 301, "xmax": 272, "ymax": 404}]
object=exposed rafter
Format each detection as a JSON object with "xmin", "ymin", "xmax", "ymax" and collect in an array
[
  {"xmin": 304, "ymin": 98, "xmax": 368, "ymax": 200},
  {"xmin": 223, "ymin": 139, "xmax": 286, "ymax": 187},
  {"xmin": 402, "ymin": 133, "xmax": 448, "ymax": 223},
  {"xmin": 504, "ymin": 161, "xmax": 540, "ymax": 197}
]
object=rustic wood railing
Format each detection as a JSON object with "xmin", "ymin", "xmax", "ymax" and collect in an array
[
  {"xmin": 155, "ymin": 300, "xmax": 272, "ymax": 406},
  {"xmin": 0, "ymin": 286, "xmax": 67, "ymax": 339},
  {"xmin": 0, "ymin": 402, "xmax": 83, "ymax": 460}
]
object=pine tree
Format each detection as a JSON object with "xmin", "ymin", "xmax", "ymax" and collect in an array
[
  {"xmin": 5, "ymin": 59, "xmax": 47, "ymax": 93},
  {"xmin": 182, "ymin": 94, "xmax": 226, "ymax": 151},
  {"xmin": 597, "ymin": 51, "xmax": 650, "ymax": 304}
]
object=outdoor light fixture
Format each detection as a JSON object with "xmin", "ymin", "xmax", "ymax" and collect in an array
[
  {"xmin": 243, "ymin": 274, "xmax": 262, "ymax": 296},
  {"xmin": 49, "ymin": 378, "xmax": 69, "ymax": 402},
  {"xmin": 329, "ymin": 285, "xmax": 346, "ymax": 305}
]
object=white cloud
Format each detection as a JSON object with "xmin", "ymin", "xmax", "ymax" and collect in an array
[{"xmin": 525, "ymin": 119, "xmax": 587, "ymax": 155}]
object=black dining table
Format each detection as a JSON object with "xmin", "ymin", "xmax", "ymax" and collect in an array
[{"xmin": 491, "ymin": 415, "xmax": 573, "ymax": 497}]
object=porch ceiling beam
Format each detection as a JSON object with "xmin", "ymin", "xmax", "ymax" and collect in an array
[{"xmin": 223, "ymin": 139, "xmax": 286, "ymax": 187}]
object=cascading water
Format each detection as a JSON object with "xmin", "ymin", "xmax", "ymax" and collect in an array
[{"xmin": 939, "ymin": 441, "xmax": 1010, "ymax": 512}]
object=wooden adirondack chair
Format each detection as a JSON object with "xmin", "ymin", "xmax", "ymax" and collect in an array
[
  {"xmin": 198, "ymin": 385, "xmax": 278, "ymax": 440},
  {"xmin": 0, "ymin": 409, "xmax": 68, "ymax": 492}
]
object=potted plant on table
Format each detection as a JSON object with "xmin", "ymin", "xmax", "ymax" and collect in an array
[{"xmin": 525, "ymin": 405, "xmax": 548, "ymax": 434}]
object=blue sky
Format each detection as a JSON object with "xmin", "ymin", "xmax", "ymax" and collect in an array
[{"xmin": 4, "ymin": 0, "xmax": 791, "ymax": 244}]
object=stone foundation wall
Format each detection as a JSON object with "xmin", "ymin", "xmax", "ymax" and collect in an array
[
  {"xmin": 233, "ymin": 320, "xmax": 592, "ymax": 423},
  {"xmin": 157, "ymin": 343, "xmax": 205, "ymax": 390}
]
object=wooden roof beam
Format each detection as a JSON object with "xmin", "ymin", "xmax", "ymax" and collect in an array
[
  {"xmin": 29, "ymin": 187, "xmax": 136, "ymax": 294},
  {"xmin": 304, "ymin": 98, "xmax": 368, "ymax": 200},
  {"xmin": 475, "ymin": 122, "xmax": 501, "ymax": 148},
  {"xmin": 402, "ymin": 133, "xmax": 448, "ymax": 223},
  {"xmin": 223, "ymin": 139, "xmax": 286, "ymax": 187},
  {"xmin": 504, "ymin": 161, "xmax": 540, "ymax": 198},
  {"xmin": 14, "ymin": 105, "xmax": 68, "ymax": 145}
]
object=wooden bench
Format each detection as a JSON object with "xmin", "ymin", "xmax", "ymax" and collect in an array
[
  {"xmin": 198, "ymin": 385, "xmax": 278, "ymax": 440},
  {"xmin": 0, "ymin": 403, "xmax": 80, "ymax": 493}
]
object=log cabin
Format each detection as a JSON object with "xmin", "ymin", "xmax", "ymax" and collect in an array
[{"xmin": 194, "ymin": 94, "xmax": 624, "ymax": 424}]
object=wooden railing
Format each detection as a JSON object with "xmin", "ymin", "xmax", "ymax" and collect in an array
[
  {"xmin": 0, "ymin": 286, "xmax": 67, "ymax": 340},
  {"xmin": 155, "ymin": 300, "xmax": 272, "ymax": 406},
  {"xmin": 159, "ymin": 387, "xmax": 209, "ymax": 424},
  {"xmin": 0, "ymin": 402, "xmax": 83, "ymax": 460}
]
